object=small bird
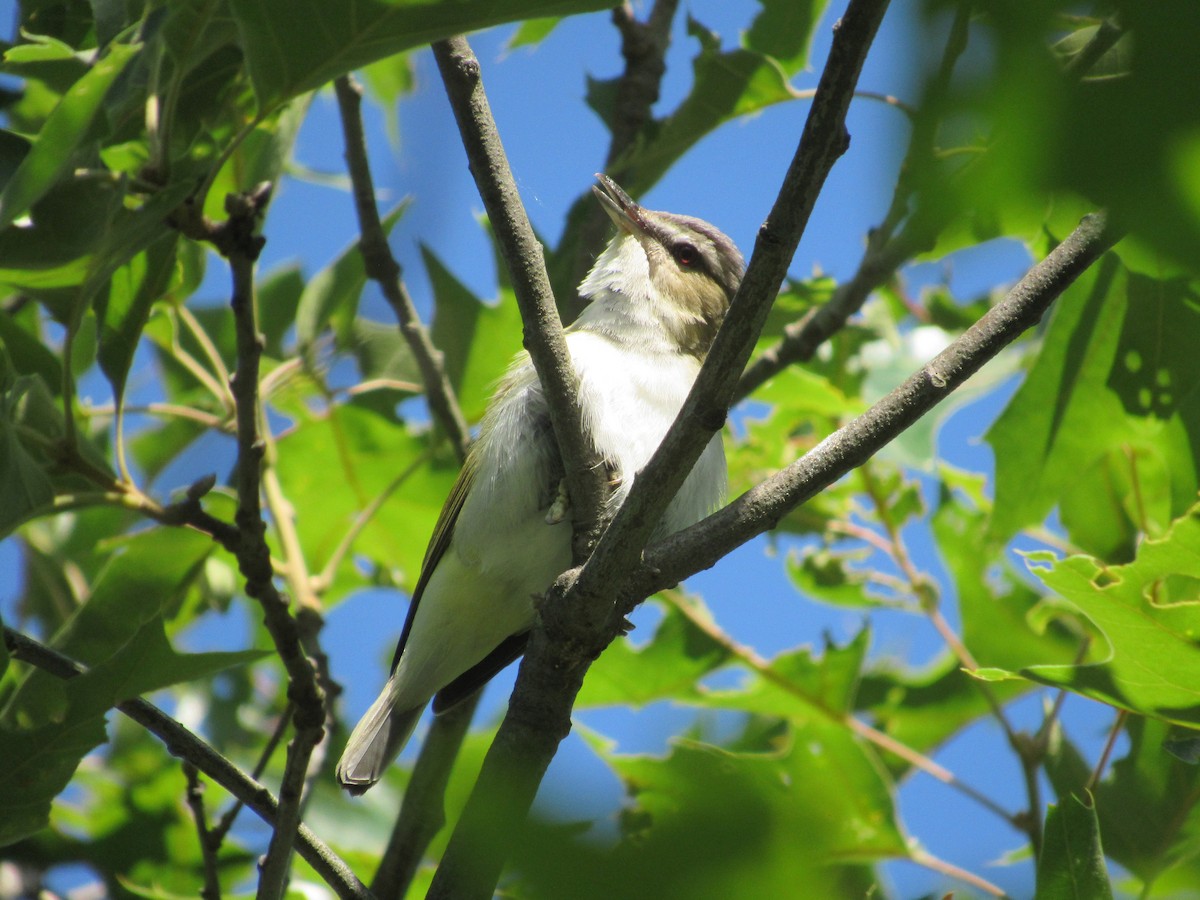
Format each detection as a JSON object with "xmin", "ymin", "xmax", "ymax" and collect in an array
[{"xmin": 336, "ymin": 175, "xmax": 744, "ymax": 794}]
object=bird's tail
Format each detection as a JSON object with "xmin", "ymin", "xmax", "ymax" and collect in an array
[{"xmin": 336, "ymin": 686, "xmax": 424, "ymax": 795}]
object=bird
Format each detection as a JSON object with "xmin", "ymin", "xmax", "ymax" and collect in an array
[{"xmin": 336, "ymin": 174, "xmax": 745, "ymax": 794}]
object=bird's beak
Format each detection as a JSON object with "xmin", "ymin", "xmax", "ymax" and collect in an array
[{"xmin": 593, "ymin": 174, "xmax": 648, "ymax": 237}]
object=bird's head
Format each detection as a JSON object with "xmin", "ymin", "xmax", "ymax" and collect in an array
[{"xmin": 578, "ymin": 174, "xmax": 744, "ymax": 359}]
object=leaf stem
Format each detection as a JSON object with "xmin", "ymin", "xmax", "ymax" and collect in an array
[{"xmin": 333, "ymin": 74, "xmax": 471, "ymax": 464}]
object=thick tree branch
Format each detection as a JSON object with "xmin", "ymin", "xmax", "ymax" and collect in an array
[
  {"xmin": 333, "ymin": 74, "xmax": 471, "ymax": 464},
  {"xmin": 634, "ymin": 211, "xmax": 1118, "ymax": 595},
  {"xmin": 432, "ymin": 35, "xmax": 608, "ymax": 559},
  {"xmin": 220, "ymin": 187, "xmax": 327, "ymax": 898},
  {"xmin": 2, "ymin": 628, "xmax": 369, "ymax": 900},
  {"xmin": 427, "ymin": 3, "xmax": 892, "ymax": 897}
]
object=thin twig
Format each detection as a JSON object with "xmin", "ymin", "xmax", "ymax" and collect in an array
[
  {"xmin": 179, "ymin": 303, "xmax": 236, "ymax": 409},
  {"xmin": 215, "ymin": 185, "xmax": 327, "ymax": 899},
  {"xmin": 210, "ymin": 702, "xmax": 295, "ymax": 849},
  {"xmin": 1087, "ymin": 709, "xmax": 1128, "ymax": 793},
  {"xmin": 909, "ymin": 847, "xmax": 1009, "ymax": 898},
  {"xmin": 82, "ymin": 401, "xmax": 231, "ymax": 432},
  {"xmin": 333, "ymin": 75, "xmax": 471, "ymax": 464},
  {"xmin": 166, "ymin": 307, "xmax": 236, "ymax": 411},
  {"xmin": 183, "ymin": 762, "xmax": 223, "ymax": 900},
  {"xmin": 665, "ymin": 591, "xmax": 1022, "ymax": 830},
  {"xmin": 736, "ymin": 3, "xmax": 971, "ymax": 401},
  {"xmin": 2, "ymin": 627, "xmax": 369, "ymax": 899}
]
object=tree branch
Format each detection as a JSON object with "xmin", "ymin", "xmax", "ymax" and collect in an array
[
  {"xmin": 427, "ymin": 3, "xmax": 893, "ymax": 897},
  {"xmin": 333, "ymin": 74, "xmax": 471, "ymax": 464},
  {"xmin": 432, "ymin": 205, "xmax": 1114, "ymax": 898},
  {"xmin": 431, "ymin": 35, "xmax": 608, "ymax": 559},
  {"xmin": 634, "ymin": 211, "xmax": 1118, "ymax": 596},
  {"xmin": 183, "ymin": 762, "xmax": 223, "ymax": 900},
  {"xmin": 218, "ymin": 186, "xmax": 327, "ymax": 898},
  {"xmin": 2, "ymin": 627, "xmax": 369, "ymax": 900}
]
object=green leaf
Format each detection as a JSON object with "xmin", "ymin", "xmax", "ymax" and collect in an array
[
  {"xmin": 2, "ymin": 526, "xmax": 213, "ymax": 727},
  {"xmin": 346, "ymin": 317, "xmax": 421, "ymax": 387},
  {"xmin": 1016, "ymin": 505, "xmax": 1200, "ymax": 725},
  {"xmin": 0, "ymin": 302, "xmax": 63, "ymax": 390},
  {"xmin": 273, "ymin": 404, "xmax": 458, "ymax": 601},
  {"xmin": 988, "ymin": 255, "xmax": 1200, "ymax": 546},
  {"xmin": 786, "ymin": 546, "xmax": 883, "ymax": 608},
  {"xmin": 0, "ymin": 701, "xmax": 107, "ymax": 846},
  {"xmin": 257, "ymin": 261, "xmax": 305, "ymax": 359},
  {"xmin": 227, "ymin": 0, "xmax": 615, "ymax": 109},
  {"xmin": 426, "ymin": 243, "xmax": 523, "ymax": 422},
  {"xmin": 1036, "ymin": 794, "xmax": 1112, "ymax": 900},
  {"xmin": 934, "ymin": 486, "xmax": 1090, "ymax": 674},
  {"xmin": 576, "ymin": 598, "xmax": 732, "ymax": 709},
  {"xmin": 609, "ymin": 17, "xmax": 794, "ymax": 197},
  {"xmin": 295, "ymin": 202, "xmax": 408, "ymax": 350},
  {"xmin": 0, "ymin": 130, "xmax": 32, "ymax": 191},
  {"xmin": 95, "ymin": 233, "xmax": 180, "ymax": 404},
  {"xmin": 0, "ymin": 178, "xmax": 126, "ymax": 294},
  {"xmin": 508, "ymin": 17, "xmax": 562, "ymax": 50},
  {"xmin": 0, "ymin": 43, "xmax": 138, "ymax": 232},
  {"xmin": 1082, "ymin": 717, "xmax": 1200, "ymax": 890},
  {"xmin": 0, "ymin": 437, "xmax": 55, "ymax": 533},
  {"xmin": 516, "ymin": 731, "xmax": 903, "ymax": 899},
  {"xmin": 743, "ymin": 0, "xmax": 824, "ymax": 75}
]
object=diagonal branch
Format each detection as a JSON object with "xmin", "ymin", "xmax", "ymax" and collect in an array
[
  {"xmin": 634, "ymin": 211, "xmax": 1118, "ymax": 596},
  {"xmin": 432, "ymin": 35, "xmax": 608, "ymax": 560},
  {"xmin": 573, "ymin": 0, "xmax": 893, "ymax": 607},
  {"xmin": 2, "ymin": 627, "xmax": 369, "ymax": 900},
  {"xmin": 333, "ymin": 74, "xmax": 471, "ymax": 464}
]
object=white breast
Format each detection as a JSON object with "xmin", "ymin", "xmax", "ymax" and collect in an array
[{"xmin": 568, "ymin": 330, "xmax": 726, "ymax": 535}]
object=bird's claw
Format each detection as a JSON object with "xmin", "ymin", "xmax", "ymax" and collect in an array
[{"xmin": 545, "ymin": 479, "xmax": 570, "ymax": 525}]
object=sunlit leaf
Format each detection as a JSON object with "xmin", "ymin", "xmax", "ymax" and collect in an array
[
  {"xmin": 989, "ymin": 255, "xmax": 1200, "ymax": 544},
  {"xmin": 576, "ymin": 597, "xmax": 732, "ymax": 709},
  {"xmin": 295, "ymin": 202, "xmax": 408, "ymax": 350},
  {"xmin": 1017, "ymin": 505, "xmax": 1200, "ymax": 725},
  {"xmin": 0, "ymin": 42, "xmax": 138, "ymax": 231},
  {"xmin": 425, "ymin": 243, "xmax": 523, "ymax": 422},
  {"xmin": 228, "ymin": 0, "xmax": 615, "ymax": 109}
]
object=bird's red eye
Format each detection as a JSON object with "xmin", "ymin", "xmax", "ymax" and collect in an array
[{"xmin": 673, "ymin": 243, "xmax": 698, "ymax": 267}]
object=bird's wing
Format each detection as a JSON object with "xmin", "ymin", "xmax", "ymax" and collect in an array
[{"xmin": 388, "ymin": 449, "xmax": 478, "ymax": 672}]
